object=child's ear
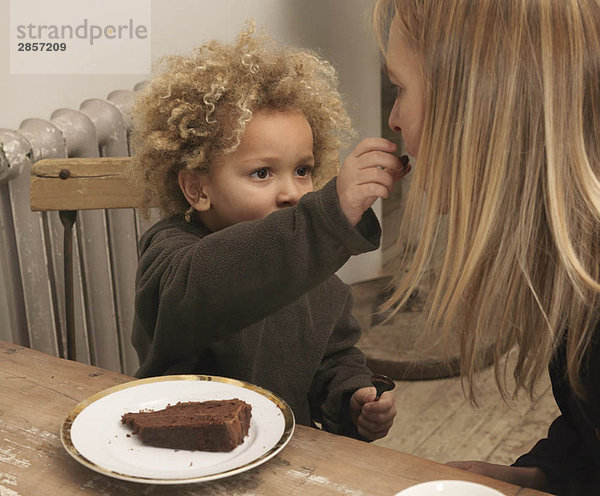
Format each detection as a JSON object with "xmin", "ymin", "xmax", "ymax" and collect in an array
[{"xmin": 177, "ymin": 169, "xmax": 211, "ymax": 211}]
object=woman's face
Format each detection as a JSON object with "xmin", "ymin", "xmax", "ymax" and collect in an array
[{"xmin": 386, "ymin": 17, "xmax": 426, "ymax": 158}]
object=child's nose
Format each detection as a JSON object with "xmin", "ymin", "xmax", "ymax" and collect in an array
[{"xmin": 276, "ymin": 177, "xmax": 302, "ymax": 207}]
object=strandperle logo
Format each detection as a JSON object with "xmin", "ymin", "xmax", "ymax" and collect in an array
[
  {"xmin": 15, "ymin": 19, "xmax": 148, "ymax": 46},
  {"xmin": 10, "ymin": 0, "xmax": 151, "ymax": 75}
]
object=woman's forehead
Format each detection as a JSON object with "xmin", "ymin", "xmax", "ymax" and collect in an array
[{"xmin": 386, "ymin": 22, "xmax": 417, "ymax": 78}]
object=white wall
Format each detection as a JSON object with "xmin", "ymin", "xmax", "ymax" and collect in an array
[
  {"xmin": 283, "ymin": 0, "xmax": 384, "ymax": 284},
  {"xmin": 1, "ymin": 0, "xmax": 383, "ymax": 283},
  {"xmin": 0, "ymin": 0, "xmax": 294, "ymax": 131}
]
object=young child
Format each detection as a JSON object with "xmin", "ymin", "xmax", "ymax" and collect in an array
[
  {"xmin": 129, "ymin": 25, "xmax": 404, "ymax": 440},
  {"xmin": 373, "ymin": 0, "xmax": 600, "ymax": 493}
]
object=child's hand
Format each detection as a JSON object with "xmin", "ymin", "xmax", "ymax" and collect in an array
[
  {"xmin": 446, "ymin": 461, "xmax": 550, "ymax": 492},
  {"xmin": 349, "ymin": 387, "xmax": 397, "ymax": 440},
  {"xmin": 337, "ymin": 138, "xmax": 410, "ymax": 226}
]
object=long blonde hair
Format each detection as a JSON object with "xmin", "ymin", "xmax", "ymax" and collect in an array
[{"xmin": 374, "ymin": 0, "xmax": 600, "ymax": 400}]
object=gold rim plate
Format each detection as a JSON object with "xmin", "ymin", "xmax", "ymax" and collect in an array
[{"xmin": 60, "ymin": 374, "xmax": 295, "ymax": 484}]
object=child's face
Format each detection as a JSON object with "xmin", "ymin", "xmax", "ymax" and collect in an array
[
  {"xmin": 198, "ymin": 109, "xmax": 315, "ymax": 232},
  {"xmin": 386, "ymin": 16, "xmax": 425, "ymax": 158}
]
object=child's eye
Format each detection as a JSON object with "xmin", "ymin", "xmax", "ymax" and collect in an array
[
  {"xmin": 296, "ymin": 165, "xmax": 314, "ymax": 177},
  {"xmin": 250, "ymin": 168, "xmax": 270, "ymax": 180}
]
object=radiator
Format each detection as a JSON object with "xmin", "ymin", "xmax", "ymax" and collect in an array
[{"xmin": 0, "ymin": 82, "xmax": 156, "ymax": 375}]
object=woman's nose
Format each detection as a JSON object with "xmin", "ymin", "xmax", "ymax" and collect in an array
[{"xmin": 388, "ymin": 101, "xmax": 402, "ymax": 133}]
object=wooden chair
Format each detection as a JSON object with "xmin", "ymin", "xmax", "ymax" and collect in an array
[{"xmin": 30, "ymin": 157, "xmax": 145, "ymax": 362}]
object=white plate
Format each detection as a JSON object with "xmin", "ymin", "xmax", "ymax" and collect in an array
[
  {"xmin": 395, "ymin": 480, "xmax": 506, "ymax": 496},
  {"xmin": 61, "ymin": 375, "xmax": 295, "ymax": 484}
]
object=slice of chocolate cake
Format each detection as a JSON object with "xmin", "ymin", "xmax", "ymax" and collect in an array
[{"xmin": 121, "ymin": 399, "xmax": 252, "ymax": 452}]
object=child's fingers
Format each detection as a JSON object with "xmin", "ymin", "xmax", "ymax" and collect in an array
[
  {"xmin": 350, "ymin": 387, "xmax": 377, "ymax": 411},
  {"xmin": 393, "ymin": 163, "xmax": 412, "ymax": 180},
  {"xmin": 363, "ymin": 391, "xmax": 396, "ymax": 412},
  {"xmin": 361, "ymin": 409, "xmax": 396, "ymax": 428},
  {"xmin": 355, "ymin": 167, "xmax": 397, "ymax": 190},
  {"xmin": 351, "ymin": 388, "xmax": 396, "ymax": 440},
  {"xmin": 357, "ymin": 414, "xmax": 395, "ymax": 432},
  {"xmin": 356, "ymin": 416, "xmax": 395, "ymax": 439},
  {"xmin": 356, "ymin": 151, "xmax": 403, "ymax": 171},
  {"xmin": 362, "ymin": 393, "xmax": 397, "ymax": 421},
  {"xmin": 359, "ymin": 412, "xmax": 395, "ymax": 433},
  {"xmin": 357, "ymin": 427, "xmax": 391, "ymax": 441},
  {"xmin": 356, "ymin": 183, "xmax": 393, "ymax": 201},
  {"xmin": 351, "ymin": 137, "xmax": 398, "ymax": 158},
  {"xmin": 361, "ymin": 401, "xmax": 396, "ymax": 422},
  {"xmin": 358, "ymin": 427, "xmax": 390, "ymax": 441}
]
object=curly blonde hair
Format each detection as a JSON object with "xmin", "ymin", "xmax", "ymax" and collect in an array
[{"xmin": 130, "ymin": 23, "xmax": 354, "ymax": 216}]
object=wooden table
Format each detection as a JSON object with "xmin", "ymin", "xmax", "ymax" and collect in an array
[{"xmin": 0, "ymin": 340, "xmax": 551, "ymax": 495}]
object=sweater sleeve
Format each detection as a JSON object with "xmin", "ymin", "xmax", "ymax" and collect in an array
[
  {"xmin": 308, "ymin": 279, "xmax": 373, "ymax": 439},
  {"xmin": 134, "ymin": 178, "xmax": 381, "ymax": 376},
  {"xmin": 512, "ymin": 414, "xmax": 580, "ymax": 495}
]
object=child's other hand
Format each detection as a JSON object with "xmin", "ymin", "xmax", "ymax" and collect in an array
[
  {"xmin": 446, "ymin": 461, "xmax": 550, "ymax": 492},
  {"xmin": 349, "ymin": 386, "xmax": 397, "ymax": 440},
  {"xmin": 337, "ymin": 138, "xmax": 410, "ymax": 226}
]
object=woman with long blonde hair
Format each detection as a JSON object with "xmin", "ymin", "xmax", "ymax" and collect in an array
[{"xmin": 373, "ymin": 0, "xmax": 600, "ymax": 493}]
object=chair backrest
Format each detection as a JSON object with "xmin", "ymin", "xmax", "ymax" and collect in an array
[
  {"xmin": 31, "ymin": 157, "xmax": 144, "ymax": 211},
  {"xmin": 30, "ymin": 157, "xmax": 150, "ymax": 366}
]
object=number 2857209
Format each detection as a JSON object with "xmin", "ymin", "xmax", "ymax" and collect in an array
[{"xmin": 17, "ymin": 42, "xmax": 67, "ymax": 51}]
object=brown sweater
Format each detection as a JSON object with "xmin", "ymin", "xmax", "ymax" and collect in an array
[{"xmin": 132, "ymin": 178, "xmax": 380, "ymax": 437}]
